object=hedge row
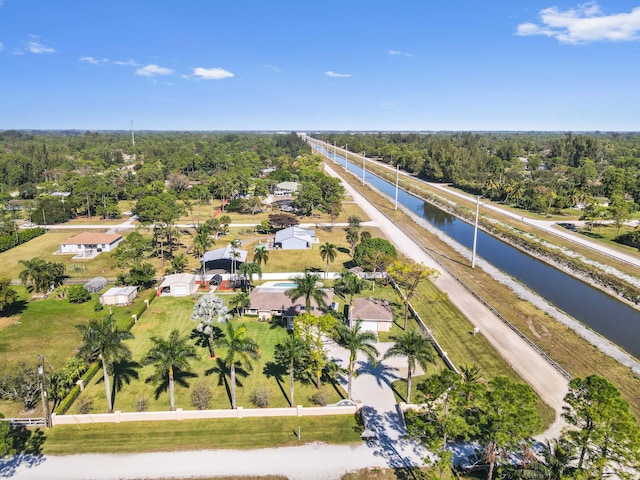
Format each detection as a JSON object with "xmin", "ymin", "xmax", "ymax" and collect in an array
[
  {"xmin": 55, "ymin": 361, "xmax": 101, "ymax": 414},
  {"xmin": 0, "ymin": 228, "xmax": 45, "ymax": 253}
]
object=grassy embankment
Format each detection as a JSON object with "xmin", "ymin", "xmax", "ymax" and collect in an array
[{"xmin": 334, "ymin": 158, "xmax": 640, "ymax": 417}]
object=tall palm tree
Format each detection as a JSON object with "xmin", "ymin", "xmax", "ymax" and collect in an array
[
  {"xmin": 516, "ymin": 439, "xmax": 575, "ymax": 480},
  {"xmin": 253, "ymin": 246, "xmax": 269, "ymax": 267},
  {"xmin": 319, "ymin": 242, "xmax": 337, "ymax": 279},
  {"xmin": 334, "ymin": 321, "xmax": 379, "ymax": 400},
  {"xmin": 143, "ymin": 329, "xmax": 198, "ymax": 411},
  {"xmin": 274, "ymin": 334, "xmax": 309, "ymax": 406},
  {"xmin": 217, "ymin": 323, "xmax": 260, "ymax": 409},
  {"xmin": 76, "ymin": 315, "xmax": 134, "ymax": 413},
  {"xmin": 192, "ymin": 224, "xmax": 214, "ymax": 258},
  {"xmin": 285, "ymin": 271, "xmax": 328, "ymax": 312},
  {"xmin": 167, "ymin": 253, "xmax": 187, "ymax": 274},
  {"xmin": 333, "ymin": 269, "xmax": 364, "ymax": 306},
  {"xmin": 383, "ymin": 329, "xmax": 435, "ymax": 403},
  {"xmin": 229, "ymin": 239, "xmax": 242, "ymax": 275}
]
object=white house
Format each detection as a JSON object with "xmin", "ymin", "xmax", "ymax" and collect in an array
[
  {"xmin": 274, "ymin": 181, "xmax": 299, "ymax": 196},
  {"xmin": 99, "ymin": 286, "xmax": 138, "ymax": 306},
  {"xmin": 157, "ymin": 273, "xmax": 198, "ymax": 297},
  {"xmin": 274, "ymin": 226, "xmax": 316, "ymax": 250},
  {"xmin": 348, "ymin": 297, "xmax": 393, "ymax": 333},
  {"xmin": 59, "ymin": 232, "xmax": 123, "ymax": 255}
]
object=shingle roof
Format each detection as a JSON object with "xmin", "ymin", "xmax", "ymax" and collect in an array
[
  {"xmin": 350, "ymin": 297, "xmax": 393, "ymax": 322},
  {"xmin": 248, "ymin": 286, "xmax": 333, "ymax": 317},
  {"xmin": 61, "ymin": 232, "xmax": 123, "ymax": 245}
]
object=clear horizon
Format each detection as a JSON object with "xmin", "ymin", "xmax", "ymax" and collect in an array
[{"xmin": 2, "ymin": 1, "xmax": 639, "ymax": 131}]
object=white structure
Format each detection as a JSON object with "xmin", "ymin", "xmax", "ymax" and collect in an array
[
  {"xmin": 348, "ymin": 297, "xmax": 393, "ymax": 333},
  {"xmin": 100, "ymin": 286, "xmax": 138, "ymax": 306},
  {"xmin": 157, "ymin": 273, "xmax": 198, "ymax": 297},
  {"xmin": 83, "ymin": 276, "xmax": 108, "ymax": 294},
  {"xmin": 274, "ymin": 181, "xmax": 299, "ymax": 196},
  {"xmin": 59, "ymin": 232, "xmax": 123, "ymax": 255},
  {"xmin": 274, "ymin": 226, "xmax": 316, "ymax": 250}
]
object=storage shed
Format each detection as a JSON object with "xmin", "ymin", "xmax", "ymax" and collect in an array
[
  {"xmin": 84, "ymin": 276, "xmax": 108, "ymax": 294},
  {"xmin": 99, "ymin": 286, "xmax": 138, "ymax": 306},
  {"xmin": 157, "ymin": 273, "xmax": 198, "ymax": 297},
  {"xmin": 274, "ymin": 226, "xmax": 316, "ymax": 250}
]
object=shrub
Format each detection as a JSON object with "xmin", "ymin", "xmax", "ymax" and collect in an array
[
  {"xmin": 68, "ymin": 285, "xmax": 91, "ymax": 304},
  {"xmin": 93, "ymin": 300, "xmax": 104, "ymax": 312},
  {"xmin": 134, "ymin": 395, "xmax": 148, "ymax": 412},
  {"xmin": 191, "ymin": 383, "xmax": 212, "ymax": 410},
  {"xmin": 310, "ymin": 389, "xmax": 330, "ymax": 406},
  {"xmin": 250, "ymin": 385, "xmax": 271, "ymax": 408},
  {"xmin": 76, "ymin": 397, "xmax": 93, "ymax": 414}
]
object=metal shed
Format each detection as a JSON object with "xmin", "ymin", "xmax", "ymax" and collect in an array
[{"xmin": 83, "ymin": 276, "xmax": 108, "ymax": 293}]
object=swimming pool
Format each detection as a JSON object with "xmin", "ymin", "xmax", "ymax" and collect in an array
[{"xmin": 272, "ymin": 282, "xmax": 297, "ymax": 288}]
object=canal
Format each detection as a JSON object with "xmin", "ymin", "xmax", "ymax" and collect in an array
[{"xmin": 313, "ymin": 142, "xmax": 640, "ymax": 359}]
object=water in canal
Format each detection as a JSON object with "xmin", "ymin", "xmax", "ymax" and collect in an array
[{"xmin": 316, "ymin": 144, "xmax": 640, "ymax": 359}]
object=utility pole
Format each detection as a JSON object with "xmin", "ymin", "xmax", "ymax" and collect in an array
[
  {"xmin": 344, "ymin": 144, "xmax": 348, "ymax": 171},
  {"xmin": 362, "ymin": 152, "xmax": 366, "ymax": 186},
  {"xmin": 471, "ymin": 196, "xmax": 481, "ymax": 268},
  {"xmin": 38, "ymin": 355, "xmax": 49, "ymax": 427},
  {"xmin": 395, "ymin": 163, "xmax": 400, "ymax": 210}
]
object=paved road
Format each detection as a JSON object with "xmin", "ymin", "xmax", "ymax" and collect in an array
[{"xmin": 324, "ymin": 162, "xmax": 569, "ymax": 439}]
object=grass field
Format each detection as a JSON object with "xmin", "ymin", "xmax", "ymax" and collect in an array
[
  {"xmin": 43, "ymin": 415, "xmax": 362, "ymax": 454},
  {"xmin": 72, "ymin": 297, "xmax": 346, "ymax": 413}
]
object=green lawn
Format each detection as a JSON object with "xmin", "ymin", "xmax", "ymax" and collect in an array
[
  {"xmin": 72, "ymin": 297, "xmax": 346, "ymax": 414},
  {"xmin": 43, "ymin": 415, "xmax": 362, "ymax": 454}
]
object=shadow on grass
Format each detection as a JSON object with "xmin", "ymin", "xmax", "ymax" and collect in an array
[
  {"xmin": 0, "ymin": 299, "xmax": 28, "ymax": 317},
  {"xmin": 145, "ymin": 367, "xmax": 198, "ymax": 401},
  {"xmin": 263, "ymin": 361, "xmax": 290, "ymax": 406},
  {"xmin": 205, "ymin": 358, "xmax": 249, "ymax": 409}
]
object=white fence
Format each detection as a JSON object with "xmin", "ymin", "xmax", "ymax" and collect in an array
[{"xmin": 50, "ymin": 404, "xmax": 358, "ymax": 426}]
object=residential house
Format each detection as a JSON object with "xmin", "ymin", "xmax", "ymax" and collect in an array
[
  {"xmin": 59, "ymin": 232, "xmax": 123, "ymax": 256},
  {"xmin": 274, "ymin": 226, "xmax": 316, "ymax": 250},
  {"xmin": 347, "ymin": 297, "xmax": 393, "ymax": 333}
]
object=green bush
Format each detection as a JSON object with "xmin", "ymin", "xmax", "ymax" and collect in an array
[
  {"xmin": 54, "ymin": 361, "xmax": 101, "ymax": 414},
  {"xmin": 68, "ymin": 285, "xmax": 91, "ymax": 304}
]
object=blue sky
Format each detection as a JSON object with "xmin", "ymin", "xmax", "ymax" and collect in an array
[{"xmin": 1, "ymin": 1, "xmax": 639, "ymax": 131}]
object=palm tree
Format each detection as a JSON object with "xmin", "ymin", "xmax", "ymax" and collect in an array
[
  {"xmin": 238, "ymin": 261, "xmax": 262, "ymax": 286},
  {"xmin": 18, "ymin": 257, "xmax": 46, "ymax": 291},
  {"xmin": 217, "ymin": 323, "xmax": 260, "ymax": 409},
  {"xmin": 192, "ymin": 224, "xmax": 214, "ymax": 258},
  {"xmin": 333, "ymin": 269, "xmax": 364, "ymax": 306},
  {"xmin": 143, "ymin": 329, "xmax": 198, "ymax": 411},
  {"xmin": 334, "ymin": 321, "xmax": 379, "ymax": 400},
  {"xmin": 191, "ymin": 294, "xmax": 231, "ymax": 358},
  {"xmin": 319, "ymin": 242, "xmax": 337, "ymax": 279},
  {"xmin": 383, "ymin": 329, "xmax": 435, "ymax": 403},
  {"xmin": 76, "ymin": 315, "xmax": 134, "ymax": 413},
  {"xmin": 167, "ymin": 253, "xmax": 187, "ymax": 274},
  {"xmin": 229, "ymin": 239, "xmax": 242, "ymax": 275},
  {"xmin": 517, "ymin": 439, "xmax": 575, "ymax": 480},
  {"xmin": 274, "ymin": 334, "xmax": 309, "ymax": 406},
  {"xmin": 253, "ymin": 246, "xmax": 269, "ymax": 267},
  {"xmin": 228, "ymin": 292, "xmax": 250, "ymax": 317},
  {"xmin": 285, "ymin": 271, "xmax": 328, "ymax": 312}
]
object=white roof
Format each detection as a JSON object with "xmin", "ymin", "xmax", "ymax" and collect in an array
[
  {"xmin": 159, "ymin": 273, "xmax": 196, "ymax": 288},
  {"xmin": 275, "ymin": 226, "xmax": 315, "ymax": 244},
  {"xmin": 202, "ymin": 244, "xmax": 248, "ymax": 263},
  {"xmin": 102, "ymin": 286, "xmax": 137, "ymax": 297},
  {"xmin": 275, "ymin": 181, "xmax": 299, "ymax": 191}
]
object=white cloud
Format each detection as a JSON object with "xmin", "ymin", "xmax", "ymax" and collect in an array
[
  {"xmin": 113, "ymin": 59, "xmax": 141, "ymax": 66},
  {"xmin": 516, "ymin": 2, "xmax": 640, "ymax": 44},
  {"xmin": 16, "ymin": 35, "xmax": 55, "ymax": 54},
  {"xmin": 388, "ymin": 50, "xmax": 412, "ymax": 57},
  {"xmin": 325, "ymin": 71, "xmax": 352, "ymax": 78},
  {"xmin": 191, "ymin": 67, "xmax": 234, "ymax": 80},
  {"xmin": 80, "ymin": 56, "xmax": 109, "ymax": 65},
  {"xmin": 135, "ymin": 64, "xmax": 174, "ymax": 77}
]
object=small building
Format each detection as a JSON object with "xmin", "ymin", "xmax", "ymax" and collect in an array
[
  {"xmin": 99, "ymin": 286, "xmax": 138, "ymax": 306},
  {"xmin": 83, "ymin": 276, "xmax": 108, "ymax": 294},
  {"xmin": 247, "ymin": 285, "xmax": 334, "ymax": 329},
  {"xmin": 347, "ymin": 297, "xmax": 393, "ymax": 333},
  {"xmin": 59, "ymin": 232, "xmax": 123, "ymax": 256},
  {"xmin": 274, "ymin": 181, "xmax": 299, "ymax": 196},
  {"xmin": 202, "ymin": 244, "xmax": 248, "ymax": 273},
  {"xmin": 274, "ymin": 226, "xmax": 316, "ymax": 250},
  {"xmin": 157, "ymin": 273, "xmax": 198, "ymax": 297}
]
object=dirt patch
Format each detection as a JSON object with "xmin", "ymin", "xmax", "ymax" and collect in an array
[{"xmin": 0, "ymin": 315, "xmax": 19, "ymax": 331}]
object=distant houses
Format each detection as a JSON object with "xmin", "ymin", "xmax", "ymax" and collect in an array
[{"xmin": 273, "ymin": 181, "xmax": 299, "ymax": 197}]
